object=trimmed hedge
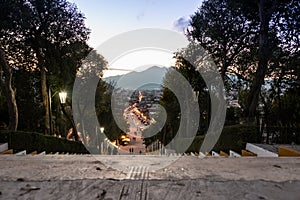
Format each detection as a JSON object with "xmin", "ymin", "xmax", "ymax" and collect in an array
[
  {"xmin": 184, "ymin": 124, "xmax": 258, "ymax": 153},
  {"xmin": 0, "ymin": 131, "xmax": 89, "ymax": 154},
  {"xmin": 213, "ymin": 124, "xmax": 258, "ymax": 152}
]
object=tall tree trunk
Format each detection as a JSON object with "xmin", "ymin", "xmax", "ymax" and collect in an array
[
  {"xmin": 41, "ymin": 67, "xmax": 50, "ymax": 134},
  {"xmin": 221, "ymin": 61, "xmax": 227, "ymax": 81},
  {"xmin": 276, "ymin": 78, "xmax": 282, "ymax": 123},
  {"xmin": 245, "ymin": 0, "xmax": 273, "ymax": 122},
  {"xmin": 0, "ymin": 49, "xmax": 18, "ymax": 131},
  {"xmin": 221, "ymin": 48, "xmax": 228, "ymax": 81},
  {"xmin": 35, "ymin": 46, "xmax": 51, "ymax": 135}
]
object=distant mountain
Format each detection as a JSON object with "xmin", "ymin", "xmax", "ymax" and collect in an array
[{"xmin": 103, "ymin": 66, "xmax": 167, "ymax": 90}]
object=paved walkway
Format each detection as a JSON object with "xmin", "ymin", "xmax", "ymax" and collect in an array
[{"xmin": 0, "ymin": 155, "xmax": 300, "ymax": 199}]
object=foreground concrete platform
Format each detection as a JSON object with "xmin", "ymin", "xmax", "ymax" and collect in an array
[{"xmin": 0, "ymin": 155, "xmax": 299, "ymax": 199}]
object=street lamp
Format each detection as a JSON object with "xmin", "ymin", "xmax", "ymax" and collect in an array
[
  {"xmin": 48, "ymin": 86, "xmax": 53, "ymax": 135},
  {"xmin": 47, "ymin": 89, "xmax": 66, "ymax": 135},
  {"xmin": 100, "ymin": 127, "xmax": 105, "ymax": 134},
  {"xmin": 59, "ymin": 91, "xmax": 67, "ymax": 104},
  {"xmin": 59, "ymin": 91, "xmax": 79, "ymax": 141},
  {"xmin": 100, "ymin": 127, "xmax": 104, "ymax": 154}
]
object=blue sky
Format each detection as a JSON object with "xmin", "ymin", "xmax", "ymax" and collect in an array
[
  {"xmin": 71, "ymin": 0, "xmax": 202, "ymax": 47},
  {"xmin": 70, "ymin": 0, "xmax": 203, "ymax": 77}
]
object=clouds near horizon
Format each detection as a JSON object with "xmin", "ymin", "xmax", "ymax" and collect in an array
[{"xmin": 173, "ymin": 16, "xmax": 190, "ymax": 32}]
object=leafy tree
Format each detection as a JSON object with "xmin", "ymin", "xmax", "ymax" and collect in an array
[
  {"xmin": 14, "ymin": 70, "xmax": 43, "ymax": 132},
  {"xmin": 73, "ymin": 50, "xmax": 108, "ymax": 143},
  {"xmin": 174, "ymin": 50, "xmax": 211, "ymax": 133},
  {"xmin": 96, "ymin": 81, "xmax": 127, "ymax": 142},
  {"xmin": 24, "ymin": 0, "xmax": 90, "ymax": 134},
  {"xmin": 188, "ymin": 0, "xmax": 299, "ymax": 123},
  {"xmin": 0, "ymin": 0, "xmax": 90, "ymax": 134},
  {"xmin": 0, "ymin": 49, "xmax": 18, "ymax": 131},
  {"xmin": 72, "ymin": 49, "xmax": 127, "ymax": 146},
  {"xmin": 144, "ymin": 66, "xmax": 205, "ymax": 148},
  {"xmin": 188, "ymin": 0, "xmax": 258, "ymax": 82},
  {"xmin": 0, "ymin": 0, "xmax": 34, "ymax": 131},
  {"xmin": 236, "ymin": 0, "xmax": 299, "ymax": 121},
  {"xmin": 159, "ymin": 86, "xmax": 181, "ymax": 145}
]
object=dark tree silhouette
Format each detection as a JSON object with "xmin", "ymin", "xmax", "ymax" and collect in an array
[
  {"xmin": 0, "ymin": 49, "xmax": 18, "ymax": 131},
  {"xmin": 0, "ymin": 0, "xmax": 90, "ymax": 135}
]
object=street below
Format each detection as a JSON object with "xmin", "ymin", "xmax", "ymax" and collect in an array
[{"xmin": 118, "ymin": 107, "xmax": 148, "ymax": 155}]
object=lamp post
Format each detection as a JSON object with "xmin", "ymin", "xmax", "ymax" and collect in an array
[
  {"xmin": 59, "ymin": 91, "xmax": 79, "ymax": 141},
  {"xmin": 100, "ymin": 127, "xmax": 104, "ymax": 154},
  {"xmin": 47, "ymin": 88, "xmax": 67, "ymax": 135},
  {"xmin": 48, "ymin": 86, "xmax": 53, "ymax": 135}
]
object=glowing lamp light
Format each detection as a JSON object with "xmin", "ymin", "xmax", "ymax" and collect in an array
[
  {"xmin": 100, "ymin": 127, "xmax": 105, "ymax": 133},
  {"xmin": 59, "ymin": 91, "xmax": 67, "ymax": 104}
]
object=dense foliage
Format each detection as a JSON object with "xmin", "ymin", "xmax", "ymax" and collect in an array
[
  {"xmin": 145, "ymin": 0, "xmax": 299, "ymax": 151},
  {"xmin": 0, "ymin": 0, "xmax": 124, "ymax": 145},
  {"xmin": 0, "ymin": 131, "xmax": 88, "ymax": 154}
]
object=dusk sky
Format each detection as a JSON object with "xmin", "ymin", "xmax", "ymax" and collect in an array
[{"xmin": 71, "ymin": 0, "xmax": 203, "ymax": 77}]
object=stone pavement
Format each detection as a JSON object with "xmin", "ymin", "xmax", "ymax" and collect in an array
[{"xmin": 0, "ymin": 155, "xmax": 299, "ymax": 199}]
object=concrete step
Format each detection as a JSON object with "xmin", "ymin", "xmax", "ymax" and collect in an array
[
  {"xmin": 220, "ymin": 151, "xmax": 229, "ymax": 157},
  {"xmin": 0, "ymin": 143, "xmax": 8, "ymax": 152},
  {"xmin": 199, "ymin": 152, "xmax": 206, "ymax": 157},
  {"xmin": 37, "ymin": 151, "xmax": 46, "ymax": 155},
  {"xmin": 278, "ymin": 146, "xmax": 300, "ymax": 157},
  {"xmin": 0, "ymin": 149, "xmax": 13, "ymax": 154},
  {"xmin": 246, "ymin": 143, "xmax": 278, "ymax": 157},
  {"xmin": 241, "ymin": 150, "xmax": 257, "ymax": 157},
  {"xmin": 212, "ymin": 151, "xmax": 220, "ymax": 157},
  {"xmin": 205, "ymin": 152, "xmax": 212, "ymax": 156},
  {"xmin": 229, "ymin": 150, "xmax": 241, "ymax": 157},
  {"xmin": 15, "ymin": 150, "xmax": 26, "ymax": 156}
]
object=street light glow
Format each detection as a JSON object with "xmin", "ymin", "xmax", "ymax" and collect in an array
[
  {"xmin": 59, "ymin": 91, "xmax": 67, "ymax": 104},
  {"xmin": 100, "ymin": 127, "xmax": 105, "ymax": 133}
]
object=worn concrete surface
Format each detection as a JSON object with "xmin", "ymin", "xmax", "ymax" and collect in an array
[{"xmin": 0, "ymin": 155, "xmax": 299, "ymax": 199}]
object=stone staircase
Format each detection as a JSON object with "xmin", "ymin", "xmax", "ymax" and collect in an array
[
  {"xmin": 162, "ymin": 143, "xmax": 300, "ymax": 158},
  {"xmin": 1, "ymin": 142, "xmax": 299, "ymax": 157},
  {"xmin": 0, "ymin": 143, "xmax": 81, "ymax": 156}
]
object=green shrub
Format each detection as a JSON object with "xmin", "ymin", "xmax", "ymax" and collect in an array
[
  {"xmin": 0, "ymin": 131, "xmax": 88, "ymax": 154},
  {"xmin": 183, "ymin": 124, "xmax": 258, "ymax": 153},
  {"xmin": 212, "ymin": 124, "xmax": 258, "ymax": 152},
  {"xmin": 175, "ymin": 135, "xmax": 205, "ymax": 153}
]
